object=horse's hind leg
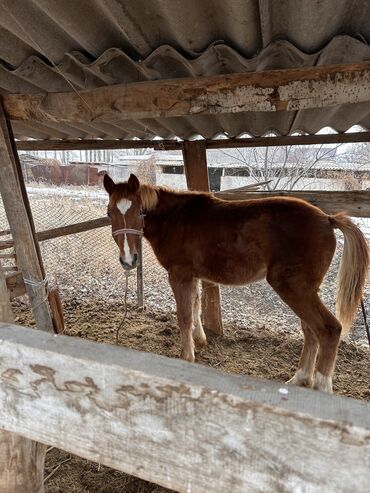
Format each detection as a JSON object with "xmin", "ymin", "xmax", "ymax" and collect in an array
[
  {"xmin": 168, "ymin": 271, "xmax": 195, "ymax": 362},
  {"xmin": 286, "ymin": 321, "xmax": 318, "ymax": 388},
  {"xmin": 268, "ymin": 275, "xmax": 341, "ymax": 393},
  {"xmin": 311, "ymin": 304, "xmax": 341, "ymax": 393},
  {"xmin": 193, "ymin": 280, "xmax": 207, "ymax": 348}
]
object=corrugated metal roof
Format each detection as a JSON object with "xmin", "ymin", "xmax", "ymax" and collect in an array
[{"xmin": 0, "ymin": 0, "xmax": 370, "ymax": 140}]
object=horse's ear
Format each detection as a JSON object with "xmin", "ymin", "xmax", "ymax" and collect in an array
[
  {"xmin": 127, "ymin": 174, "xmax": 140, "ymax": 195},
  {"xmin": 103, "ymin": 174, "xmax": 115, "ymax": 195}
]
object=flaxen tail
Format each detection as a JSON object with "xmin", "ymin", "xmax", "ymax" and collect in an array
[{"xmin": 330, "ymin": 213, "xmax": 369, "ymax": 334}]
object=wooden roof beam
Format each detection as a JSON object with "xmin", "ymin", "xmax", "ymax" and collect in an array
[
  {"xmin": 14, "ymin": 131, "xmax": 370, "ymax": 151},
  {"xmin": 3, "ymin": 62, "xmax": 370, "ymax": 124}
]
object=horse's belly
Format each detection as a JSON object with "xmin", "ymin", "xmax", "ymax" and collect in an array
[{"xmin": 199, "ymin": 262, "xmax": 267, "ymax": 286}]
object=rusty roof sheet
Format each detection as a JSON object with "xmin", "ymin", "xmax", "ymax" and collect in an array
[{"xmin": 0, "ymin": 0, "xmax": 370, "ymax": 140}]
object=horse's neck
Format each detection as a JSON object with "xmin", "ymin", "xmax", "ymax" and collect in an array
[
  {"xmin": 152, "ymin": 189, "xmax": 194, "ymax": 214},
  {"xmin": 143, "ymin": 189, "xmax": 195, "ymax": 237}
]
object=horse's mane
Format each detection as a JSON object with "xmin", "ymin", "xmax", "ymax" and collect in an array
[
  {"xmin": 115, "ymin": 180, "xmax": 209, "ymax": 213},
  {"xmin": 139, "ymin": 183, "xmax": 160, "ymax": 212}
]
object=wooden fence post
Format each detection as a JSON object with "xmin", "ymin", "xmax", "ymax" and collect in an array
[
  {"xmin": 137, "ymin": 237, "xmax": 144, "ymax": 308},
  {"xmin": 0, "ymin": 103, "xmax": 54, "ymax": 332},
  {"xmin": 0, "ymin": 268, "xmax": 46, "ymax": 492},
  {"xmin": 182, "ymin": 140, "xmax": 223, "ymax": 335}
]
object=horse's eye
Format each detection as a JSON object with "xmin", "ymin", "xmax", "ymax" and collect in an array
[{"xmin": 107, "ymin": 211, "xmax": 111, "ymax": 218}]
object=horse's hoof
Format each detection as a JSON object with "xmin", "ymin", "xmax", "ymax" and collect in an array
[
  {"xmin": 194, "ymin": 337, "xmax": 207, "ymax": 349},
  {"xmin": 286, "ymin": 375, "xmax": 313, "ymax": 388},
  {"xmin": 180, "ymin": 351, "xmax": 195, "ymax": 363},
  {"xmin": 312, "ymin": 372, "xmax": 333, "ymax": 393}
]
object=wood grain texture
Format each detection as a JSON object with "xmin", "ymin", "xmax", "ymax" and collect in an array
[
  {"xmin": 0, "ymin": 216, "xmax": 110, "ymax": 250},
  {"xmin": 216, "ymin": 189, "xmax": 370, "ymax": 217},
  {"xmin": 0, "ymin": 435, "xmax": 45, "ymax": 493},
  {"xmin": 4, "ymin": 272, "xmax": 26, "ymax": 300},
  {"xmin": 0, "ymin": 325, "xmax": 369, "ymax": 492},
  {"xmin": 0, "ymin": 105, "xmax": 54, "ymax": 332},
  {"xmin": 183, "ymin": 141, "xmax": 223, "ymax": 336},
  {"xmin": 48, "ymin": 288, "xmax": 64, "ymax": 334},
  {"xmin": 0, "ymin": 261, "xmax": 14, "ymax": 323},
  {"xmin": 4, "ymin": 63, "xmax": 370, "ymax": 123},
  {"xmin": 0, "ymin": 269, "xmax": 45, "ymax": 493}
]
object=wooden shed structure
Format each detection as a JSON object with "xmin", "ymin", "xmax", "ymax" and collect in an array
[{"xmin": 1, "ymin": 2, "xmax": 370, "ymax": 492}]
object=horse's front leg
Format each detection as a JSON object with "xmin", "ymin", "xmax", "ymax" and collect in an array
[
  {"xmin": 193, "ymin": 279, "xmax": 207, "ymax": 348},
  {"xmin": 168, "ymin": 271, "xmax": 195, "ymax": 362}
]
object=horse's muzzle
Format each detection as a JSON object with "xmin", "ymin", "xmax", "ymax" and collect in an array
[{"xmin": 120, "ymin": 254, "xmax": 138, "ymax": 270}]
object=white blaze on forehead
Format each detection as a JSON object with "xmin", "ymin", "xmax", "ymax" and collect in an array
[{"xmin": 117, "ymin": 198, "xmax": 131, "ymax": 215}]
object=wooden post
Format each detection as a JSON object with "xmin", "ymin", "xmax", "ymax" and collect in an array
[
  {"xmin": 0, "ymin": 103, "xmax": 54, "ymax": 333},
  {"xmin": 136, "ymin": 237, "xmax": 144, "ymax": 309},
  {"xmin": 0, "ymin": 268, "xmax": 46, "ymax": 492},
  {"xmin": 182, "ymin": 140, "xmax": 223, "ymax": 336},
  {"xmin": 48, "ymin": 288, "xmax": 65, "ymax": 333}
]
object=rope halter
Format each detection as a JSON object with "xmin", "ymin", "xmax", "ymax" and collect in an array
[{"xmin": 112, "ymin": 228, "xmax": 143, "ymax": 237}]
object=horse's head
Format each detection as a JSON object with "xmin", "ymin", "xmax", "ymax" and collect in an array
[{"xmin": 103, "ymin": 173, "xmax": 144, "ymax": 270}]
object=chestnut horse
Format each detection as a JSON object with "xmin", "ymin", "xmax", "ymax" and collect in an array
[{"xmin": 104, "ymin": 173, "xmax": 369, "ymax": 393}]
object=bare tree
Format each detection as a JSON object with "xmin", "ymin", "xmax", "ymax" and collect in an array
[
  {"xmin": 221, "ymin": 144, "xmax": 342, "ymax": 191},
  {"xmin": 344, "ymin": 142, "xmax": 370, "ymax": 169}
]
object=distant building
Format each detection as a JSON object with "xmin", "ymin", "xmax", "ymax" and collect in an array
[{"xmin": 20, "ymin": 147, "xmax": 370, "ymax": 191}]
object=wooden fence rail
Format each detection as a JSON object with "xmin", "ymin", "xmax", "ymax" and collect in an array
[
  {"xmin": 1, "ymin": 190, "xmax": 370, "ymax": 253},
  {"xmin": 0, "ymin": 324, "xmax": 369, "ymax": 493},
  {"xmin": 216, "ymin": 189, "xmax": 370, "ymax": 217}
]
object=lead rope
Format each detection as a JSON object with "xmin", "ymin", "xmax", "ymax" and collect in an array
[
  {"xmin": 23, "ymin": 276, "xmax": 50, "ymax": 312},
  {"xmin": 114, "ymin": 214, "xmax": 145, "ymax": 345},
  {"xmin": 360, "ymin": 298, "xmax": 370, "ymax": 348},
  {"xmin": 116, "ymin": 271, "xmax": 130, "ymax": 344}
]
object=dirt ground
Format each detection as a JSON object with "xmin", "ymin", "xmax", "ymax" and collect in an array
[
  {"xmin": 3, "ymin": 184, "xmax": 370, "ymax": 491},
  {"xmin": 12, "ymin": 296, "xmax": 370, "ymax": 493}
]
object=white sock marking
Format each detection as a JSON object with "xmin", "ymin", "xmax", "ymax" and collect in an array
[{"xmin": 314, "ymin": 371, "xmax": 333, "ymax": 393}]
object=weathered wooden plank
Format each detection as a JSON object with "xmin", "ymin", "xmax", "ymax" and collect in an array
[
  {"xmin": 216, "ymin": 189, "xmax": 370, "ymax": 217},
  {"xmin": 47, "ymin": 287, "xmax": 64, "ymax": 334},
  {"xmin": 183, "ymin": 141, "xmax": 210, "ymax": 191},
  {"xmin": 0, "ymin": 268, "xmax": 45, "ymax": 493},
  {"xmin": 183, "ymin": 141, "xmax": 223, "ymax": 336},
  {"xmin": 0, "ymin": 216, "xmax": 110, "ymax": 251},
  {"xmin": 5, "ymin": 271, "xmax": 26, "ymax": 300},
  {"xmin": 1, "ymin": 266, "xmax": 18, "ymax": 272},
  {"xmin": 0, "ymin": 263, "xmax": 14, "ymax": 323},
  {"xmin": 15, "ymin": 131, "xmax": 370, "ymax": 152},
  {"xmin": 0, "ymin": 105, "xmax": 54, "ymax": 332},
  {"xmin": 4, "ymin": 63, "xmax": 370, "ymax": 123},
  {"xmin": 16, "ymin": 138, "xmax": 182, "ymax": 151},
  {"xmin": 0, "ymin": 252, "xmax": 16, "ymax": 259},
  {"xmin": 0, "ymin": 325, "xmax": 369, "ymax": 493},
  {"xmin": 205, "ymin": 131, "xmax": 370, "ymax": 148}
]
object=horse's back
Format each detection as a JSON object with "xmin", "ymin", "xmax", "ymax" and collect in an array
[{"xmin": 182, "ymin": 195, "xmax": 336, "ymax": 286}]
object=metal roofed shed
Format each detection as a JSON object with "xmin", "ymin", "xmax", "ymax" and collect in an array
[
  {"xmin": 1, "ymin": 1, "xmax": 370, "ymax": 492},
  {"xmin": 0, "ymin": 1, "xmax": 370, "ymax": 141}
]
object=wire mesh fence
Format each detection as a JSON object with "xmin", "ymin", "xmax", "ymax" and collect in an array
[
  {"xmin": 27, "ymin": 185, "xmax": 145, "ymax": 304},
  {"xmin": 0, "ymin": 182, "xmax": 173, "ymax": 320}
]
